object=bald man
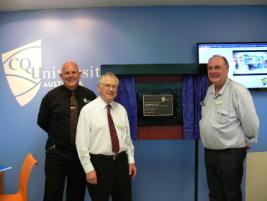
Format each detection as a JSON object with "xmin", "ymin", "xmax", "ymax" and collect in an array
[{"xmin": 38, "ymin": 61, "xmax": 96, "ymax": 201}]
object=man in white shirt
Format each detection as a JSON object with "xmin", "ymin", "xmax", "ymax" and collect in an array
[
  {"xmin": 76, "ymin": 72, "xmax": 137, "ymax": 201},
  {"xmin": 199, "ymin": 55, "xmax": 259, "ymax": 201}
]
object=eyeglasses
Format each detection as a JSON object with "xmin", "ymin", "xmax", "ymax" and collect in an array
[
  {"xmin": 101, "ymin": 83, "xmax": 118, "ymax": 90},
  {"xmin": 207, "ymin": 65, "xmax": 226, "ymax": 71}
]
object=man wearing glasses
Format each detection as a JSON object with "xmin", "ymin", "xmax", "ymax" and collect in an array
[
  {"xmin": 199, "ymin": 55, "xmax": 259, "ymax": 201},
  {"xmin": 76, "ymin": 72, "xmax": 137, "ymax": 201}
]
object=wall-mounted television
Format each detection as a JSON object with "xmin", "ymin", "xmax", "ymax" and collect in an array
[{"xmin": 197, "ymin": 42, "xmax": 267, "ymax": 89}]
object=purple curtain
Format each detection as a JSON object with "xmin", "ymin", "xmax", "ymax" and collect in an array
[
  {"xmin": 115, "ymin": 74, "xmax": 208, "ymax": 140},
  {"xmin": 116, "ymin": 76, "xmax": 138, "ymax": 140},
  {"xmin": 182, "ymin": 75, "xmax": 208, "ymax": 139}
]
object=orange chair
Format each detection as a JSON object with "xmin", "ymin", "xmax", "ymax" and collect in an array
[{"xmin": 0, "ymin": 153, "xmax": 38, "ymax": 201}]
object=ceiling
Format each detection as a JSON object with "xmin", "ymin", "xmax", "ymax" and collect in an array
[{"xmin": 0, "ymin": 0, "xmax": 267, "ymax": 12}]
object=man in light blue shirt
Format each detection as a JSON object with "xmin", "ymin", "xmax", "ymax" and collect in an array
[{"xmin": 199, "ymin": 55, "xmax": 259, "ymax": 201}]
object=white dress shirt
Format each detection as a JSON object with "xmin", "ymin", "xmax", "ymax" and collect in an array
[
  {"xmin": 76, "ymin": 96, "xmax": 135, "ymax": 173},
  {"xmin": 199, "ymin": 79, "xmax": 259, "ymax": 150}
]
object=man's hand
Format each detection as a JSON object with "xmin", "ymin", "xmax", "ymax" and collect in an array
[
  {"xmin": 129, "ymin": 163, "xmax": 137, "ymax": 178},
  {"xmin": 245, "ymin": 143, "xmax": 251, "ymax": 150},
  {"xmin": 86, "ymin": 170, "xmax": 97, "ymax": 184}
]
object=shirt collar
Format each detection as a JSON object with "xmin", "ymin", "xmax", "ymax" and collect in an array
[
  {"xmin": 210, "ymin": 78, "xmax": 230, "ymax": 96},
  {"xmin": 62, "ymin": 85, "xmax": 80, "ymax": 96},
  {"xmin": 217, "ymin": 78, "xmax": 230, "ymax": 96},
  {"xmin": 98, "ymin": 96, "xmax": 115, "ymax": 110}
]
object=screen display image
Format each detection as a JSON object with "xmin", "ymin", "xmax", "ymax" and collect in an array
[{"xmin": 198, "ymin": 42, "xmax": 267, "ymax": 88}]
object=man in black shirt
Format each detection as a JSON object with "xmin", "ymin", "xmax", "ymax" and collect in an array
[{"xmin": 37, "ymin": 61, "xmax": 96, "ymax": 201}]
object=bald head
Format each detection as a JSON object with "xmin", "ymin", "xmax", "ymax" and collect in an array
[{"xmin": 60, "ymin": 61, "xmax": 81, "ymax": 90}]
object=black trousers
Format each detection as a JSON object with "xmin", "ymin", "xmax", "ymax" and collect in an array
[
  {"xmin": 43, "ymin": 145, "xmax": 86, "ymax": 201},
  {"xmin": 87, "ymin": 152, "xmax": 132, "ymax": 201},
  {"xmin": 204, "ymin": 148, "xmax": 246, "ymax": 201}
]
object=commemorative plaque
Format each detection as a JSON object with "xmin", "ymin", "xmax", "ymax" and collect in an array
[{"xmin": 143, "ymin": 94, "xmax": 173, "ymax": 116}]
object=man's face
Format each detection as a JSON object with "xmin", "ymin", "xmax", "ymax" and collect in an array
[
  {"xmin": 98, "ymin": 76, "xmax": 118, "ymax": 104},
  {"xmin": 60, "ymin": 62, "xmax": 81, "ymax": 90},
  {"xmin": 207, "ymin": 57, "xmax": 229, "ymax": 88}
]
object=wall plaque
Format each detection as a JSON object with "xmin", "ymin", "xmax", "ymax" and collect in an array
[{"xmin": 143, "ymin": 94, "xmax": 173, "ymax": 116}]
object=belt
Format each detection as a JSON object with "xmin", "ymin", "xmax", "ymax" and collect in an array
[
  {"xmin": 90, "ymin": 151, "xmax": 126, "ymax": 161},
  {"xmin": 205, "ymin": 147, "xmax": 246, "ymax": 152}
]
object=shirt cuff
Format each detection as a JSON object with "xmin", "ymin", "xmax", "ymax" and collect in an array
[
  {"xmin": 83, "ymin": 162, "xmax": 95, "ymax": 174},
  {"xmin": 246, "ymin": 137, "xmax": 257, "ymax": 144},
  {"xmin": 127, "ymin": 154, "xmax": 135, "ymax": 164}
]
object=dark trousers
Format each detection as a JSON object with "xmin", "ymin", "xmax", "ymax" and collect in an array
[
  {"xmin": 43, "ymin": 146, "xmax": 86, "ymax": 201},
  {"xmin": 87, "ymin": 152, "xmax": 132, "ymax": 201},
  {"xmin": 204, "ymin": 148, "xmax": 246, "ymax": 201}
]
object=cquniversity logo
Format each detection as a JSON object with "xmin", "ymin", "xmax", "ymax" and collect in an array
[{"xmin": 1, "ymin": 40, "xmax": 41, "ymax": 107}]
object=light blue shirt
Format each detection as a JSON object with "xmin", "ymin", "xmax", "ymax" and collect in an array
[
  {"xmin": 76, "ymin": 96, "xmax": 135, "ymax": 173},
  {"xmin": 199, "ymin": 79, "xmax": 259, "ymax": 150}
]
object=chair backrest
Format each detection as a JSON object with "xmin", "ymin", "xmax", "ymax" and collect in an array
[{"xmin": 18, "ymin": 153, "xmax": 38, "ymax": 201}]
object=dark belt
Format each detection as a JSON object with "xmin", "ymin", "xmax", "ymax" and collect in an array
[
  {"xmin": 205, "ymin": 147, "xmax": 246, "ymax": 152},
  {"xmin": 90, "ymin": 151, "xmax": 126, "ymax": 161}
]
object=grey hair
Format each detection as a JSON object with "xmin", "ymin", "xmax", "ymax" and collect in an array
[
  {"xmin": 98, "ymin": 72, "xmax": 119, "ymax": 85},
  {"xmin": 208, "ymin": 54, "xmax": 229, "ymax": 68}
]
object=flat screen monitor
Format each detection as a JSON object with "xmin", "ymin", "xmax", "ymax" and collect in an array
[{"xmin": 197, "ymin": 42, "xmax": 267, "ymax": 89}]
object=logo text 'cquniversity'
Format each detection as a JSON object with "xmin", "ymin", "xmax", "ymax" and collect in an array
[{"xmin": 1, "ymin": 40, "xmax": 41, "ymax": 106}]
